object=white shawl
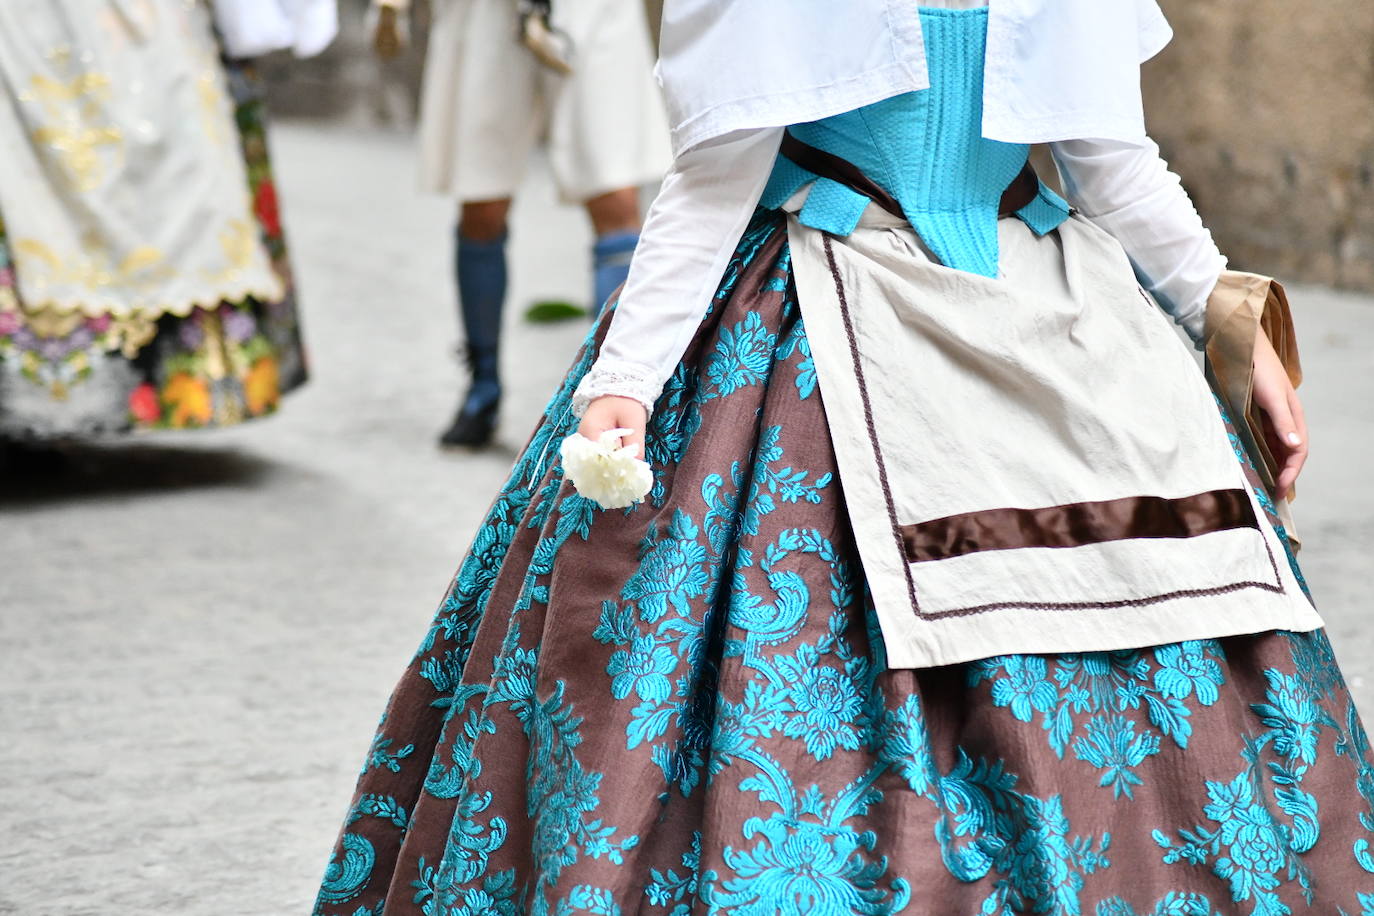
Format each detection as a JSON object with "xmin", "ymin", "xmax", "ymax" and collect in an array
[{"xmin": 655, "ymin": 0, "xmax": 1173, "ymax": 155}]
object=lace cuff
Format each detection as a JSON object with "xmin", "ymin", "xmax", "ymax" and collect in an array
[{"xmin": 572, "ymin": 359, "xmax": 661, "ymax": 418}]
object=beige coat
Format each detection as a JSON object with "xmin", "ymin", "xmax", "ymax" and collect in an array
[{"xmin": 417, "ymin": 0, "xmax": 670, "ymax": 203}]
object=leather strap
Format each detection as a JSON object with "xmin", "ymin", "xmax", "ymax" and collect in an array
[{"xmin": 779, "ymin": 130, "xmax": 1041, "ymax": 222}]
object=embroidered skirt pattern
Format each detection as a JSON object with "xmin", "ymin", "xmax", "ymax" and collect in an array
[
  {"xmin": 0, "ymin": 61, "xmax": 306, "ymax": 438},
  {"xmin": 314, "ymin": 212, "xmax": 1374, "ymax": 915}
]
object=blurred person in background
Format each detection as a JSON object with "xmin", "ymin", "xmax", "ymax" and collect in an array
[
  {"xmin": 371, "ymin": 0, "xmax": 669, "ymax": 448},
  {"xmin": 0, "ymin": 0, "xmax": 333, "ymax": 450}
]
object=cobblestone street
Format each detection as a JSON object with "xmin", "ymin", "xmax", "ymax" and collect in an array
[{"xmin": 3, "ymin": 119, "xmax": 1373, "ymax": 915}]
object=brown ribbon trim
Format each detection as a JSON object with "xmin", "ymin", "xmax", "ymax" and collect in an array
[
  {"xmin": 779, "ymin": 130, "xmax": 1041, "ymax": 221},
  {"xmin": 902, "ymin": 489, "xmax": 1259, "ymax": 564}
]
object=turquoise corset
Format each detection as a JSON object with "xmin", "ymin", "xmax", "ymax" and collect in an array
[{"xmin": 759, "ymin": 7, "xmax": 1070, "ymax": 278}]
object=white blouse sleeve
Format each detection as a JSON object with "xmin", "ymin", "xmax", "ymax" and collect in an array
[
  {"xmin": 1049, "ymin": 137, "xmax": 1226, "ymax": 343},
  {"xmin": 573, "ymin": 127, "xmax": 784, "ymax": 417}
]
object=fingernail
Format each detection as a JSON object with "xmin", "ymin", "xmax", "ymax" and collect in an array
[{"xmin": 1286, "ymin": 432, "xmax": 1302, "ymax": 446}]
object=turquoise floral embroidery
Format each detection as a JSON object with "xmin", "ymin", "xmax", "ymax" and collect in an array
[
  {"xmin": 1155, "ymin": 642, "xmax": 1224, "ymax": 705},
  {"xmin": 973, "ymin": 643, "xmax": 1228, "ymax": 798},
  {"xmin": 778, "ymin": 644, "xmax": 863, "ymax": 760},
  {"xmin": 643, "ymin": 367, "xmax": 703, "ymax": 509},
  {"xmin": 1095, "ymin": 893, "xmax": 1217, "ymax": 915},
  {"xmin": 751, "ymin": 425, "xmax": 832, "ymax": 506},
  {"xmin": 715, "ymin": 819, "xmax": 909, "ymax": 915},
  {"xmin": 1254, "ymin": 670, "xmax": 1327, "ymax": 764},
  {"xmin": 316, "ymin": 211, "xmax": 1373, "ymax": 916},
  {"xmin": 1154, "ymin": 771, "xmax": 1308, "ymax": 914},
  {"xmin": 607, "ymin": 634, "xmax": 677, "ymax": 703},
  {"xmin": 319, "ymin": 796, "xmax": 409, "ymax": 911},
  {"xmin": 621, "ymin": 511, "xmax": 709, "ymax": 623},
  {"xmin": 1150, "ymin": 632, "xmax": 1374, "ymax": 913},
  {"xmin": 552, "ymin": 885, "xmax": 623, "ymax": 915},
  {"xmin": 1338, "ymin": 695, "xmax": 1374, "ymax": 873},
  {"xmin": 319, "ymin": 834, "xmax": 379, "ymax": 910},
  {"xmin": 989, "ymin": 655, "xmax": 1057, "ymax": 722},
  {"xmin": 1072, "ymin": 715, "xmax": 1161, "ymax": 799},
  {"xmin": 705, "ymin": 310, "xmax": 776, "ymax": 398},
  {"xmin": 644, "ymin": 832, "xmax": 703, "ymax": 912},
  {"xmin": 773, "ymin": 310, "xmax": 816, "ymax": 400},
  {"xmin": 1340, "ymin": 892, "xmax": 1374, "ymax": 916},
  {"xmin": 364, "ymin": 733, "xmax": 415, "ymax": 775}
]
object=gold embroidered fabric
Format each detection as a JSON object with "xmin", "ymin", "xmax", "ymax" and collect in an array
[
  {"xmin": 1204, "ymin": 269, "xmax": 1302, "ymax": 539},
  {"xmin": 0, "ymin": 0, "xmax": 282, "ymax": 320}
]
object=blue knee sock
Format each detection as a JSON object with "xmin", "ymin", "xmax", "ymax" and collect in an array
[
  {"xmin": 591, "ymin": 230, "xmax": 640, "ymax": 318},
  {"xmin": 456, "ymin": 229, "xmax": 507, "ymax": 411}
]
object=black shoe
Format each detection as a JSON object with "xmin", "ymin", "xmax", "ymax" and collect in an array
[
  {"xmin": 439, "ymin": 398, "xmax": 499, "ymax": 448},
  {"xmin": 440, "ymin": 343, "xmax": 501, "ymax": 447}
]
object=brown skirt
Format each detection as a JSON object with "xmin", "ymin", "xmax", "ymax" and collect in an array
[{"xmin": 314, "ymin": 211, "xmax": 1374, "ymax": 915}]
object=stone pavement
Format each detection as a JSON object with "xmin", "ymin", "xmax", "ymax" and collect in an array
[{"xmin": 1, "ymin": 119, "xmax": 1372, "ymax": 915}]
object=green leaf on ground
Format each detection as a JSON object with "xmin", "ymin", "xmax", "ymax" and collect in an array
[{"xmin": 524, "ymin": 300, "xmax": 588, "ymax": 324}]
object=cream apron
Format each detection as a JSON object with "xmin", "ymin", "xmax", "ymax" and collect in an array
[{"xmin": 787, "ymin": 203, "xmax": 1320, "ymax": 668}]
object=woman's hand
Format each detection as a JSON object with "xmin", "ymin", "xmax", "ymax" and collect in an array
[
  {"xmin": 578, "ymin": 396, "xmax": 648, "ymax": 460},
  {"xmin": 1251, "ymin": 331, "xmax": 1308, "ymax": 500}
]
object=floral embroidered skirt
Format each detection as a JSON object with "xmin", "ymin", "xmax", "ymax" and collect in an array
[
  {"xmin": 315, "ymin": 211, "xmax": 1374, "ymax": 915},
  {"xmin": 0, "ymin": 61, "xmax": 306, "ymax": 439}
]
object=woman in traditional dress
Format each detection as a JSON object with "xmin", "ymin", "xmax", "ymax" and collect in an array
[
  {"xmin": 0, "ymin": 0, "xmax": 317, "ymax": 441},
  {"xmin": 314, "ymin": 1, "xmax": 1374, "ymax": 912}
]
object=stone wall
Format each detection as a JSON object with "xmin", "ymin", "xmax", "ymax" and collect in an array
[{"xmin": 1143, "ymin": 0, "xmax": 1374, "ymax": 290}]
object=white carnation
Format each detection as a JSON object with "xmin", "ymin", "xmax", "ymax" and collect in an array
[{"xmin": 559, "ymin": 428, "xmax": 654, "ymax": 510}]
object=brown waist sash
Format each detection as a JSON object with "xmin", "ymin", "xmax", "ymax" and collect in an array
[{"xmin": 778, "ymin": 130, "xmax": 1041, "ymax": 222}]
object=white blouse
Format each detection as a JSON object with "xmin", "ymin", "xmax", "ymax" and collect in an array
[{"xmin": 575, "ymin": 0, "xmax": 1227, "ymax": 417}]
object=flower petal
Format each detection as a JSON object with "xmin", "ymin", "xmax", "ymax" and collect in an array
[{"xmin": 559, "ymin": 432, "xmax": 655, "ymax": 510}]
